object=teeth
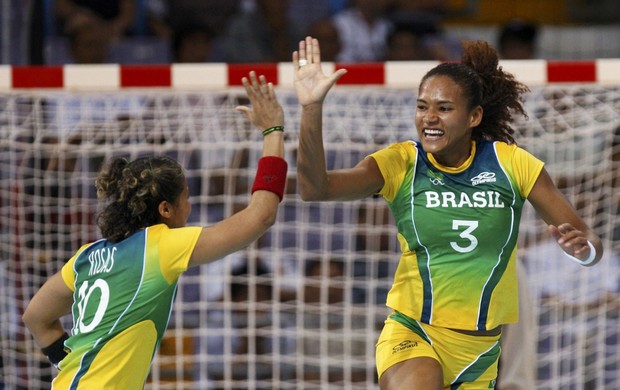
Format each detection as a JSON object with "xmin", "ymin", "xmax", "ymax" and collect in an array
[{"xmin": 425, "ymin": 129, "xmax": 443, "ymax": 135}]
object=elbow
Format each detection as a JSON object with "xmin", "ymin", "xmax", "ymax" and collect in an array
[
  {"xmin": 22, "ymin": 312, "xmax": 30, "ymax": 330},
  {"xmin": 297, "ymin": 167, "xmax": 329, "ymax": 202},
  {"xmin": 22, "ymin": 307, "xmax": 36, "ymax": 333},
  {"xmin": 245, "ymin": 192, "xmax": 280, "ymax": 237},
  {"xmin": 300, "ymin": 191, "xmax": 322, "ymax": 202},
  {"xmin": 253, "ymin": 211, "xmax": 277, "ymax": 238},
  {"xmin": 252, "ymin": 198, "xmax": 279, "ymax": 229},
  {"xmin": 299, "ymin": 191, "xmax": 317, "ymax": 202},
  {"xmin": 298, "ymin": 183, "xmax": 327, "ymax": 202},
  {"xmin": 260, "ymin": 208, "xmax": 278, "ymax": 228}
]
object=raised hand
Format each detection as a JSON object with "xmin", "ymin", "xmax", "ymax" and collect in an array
[
  {"xmin": 237, "ymin": 71, "xmax": 284, "ymax": 132},
  {"xmin": 293, "ymin": 36, "xmax": 347, "ymax": 107}
]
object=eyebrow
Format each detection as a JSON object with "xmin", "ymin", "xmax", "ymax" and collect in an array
[{"xmin": 416, "ymin": 98, "xmax": 455, "ymax": 105}]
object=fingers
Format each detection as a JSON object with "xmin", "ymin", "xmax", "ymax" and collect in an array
[
  {"xmin": 296, "ymin": 38, "xmax": 306, "ymax": 68},
  {"xmin": 295, "ymin": 36, "xmax": 320, "ymax": 69},
  {"xmin": 330, "ymin": 68, "xmax": 348, "ymax": 83},
  {"xmin": 550, "ymin": 223, "xmax": 590, "ymax": 255},
  {"xmin": 555, "ymin": 223, "xmax": 584, "ymax": 244},
  {"xmin": 234, "ymin": 105, "xmax": 250, "ymax": 118},
  {"xmin": 238, "ymin": 71, "xmax": 283, "ymax": 130},
  {"xmin": 241, "ymin": 71, "xmax": 273, "ymax": 100}
]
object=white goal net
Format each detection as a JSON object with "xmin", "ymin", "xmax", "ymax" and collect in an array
[{"xmin": 0, "ymin": 78, "xmax": 618, "ymax": 390}]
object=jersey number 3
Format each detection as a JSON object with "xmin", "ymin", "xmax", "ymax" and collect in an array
[{"xmin": 450, "ymin": 220, "xmax": 479, "ymax": 253}]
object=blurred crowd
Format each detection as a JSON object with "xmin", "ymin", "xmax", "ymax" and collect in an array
[{"xmin": 28, "ymin": 0, "xmax": 540, "ymax": 65}]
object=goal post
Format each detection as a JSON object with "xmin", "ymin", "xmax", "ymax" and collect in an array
[{"xmin": 0, "ymin": 62, "xmax": 618, "ymax": 390}]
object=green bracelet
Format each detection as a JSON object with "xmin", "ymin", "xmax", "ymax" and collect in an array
[{"xmin": 262, "ymin": 126, "xmax": 284, "ymax": 136}]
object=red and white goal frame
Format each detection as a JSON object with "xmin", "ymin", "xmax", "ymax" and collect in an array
[
  {"xmin": 0, "ymin": 61, "xmax": 618, "ymax": 390},
  {"xmin": 2, "ymin": 59, "xmax": 620, "ymax": 89}
]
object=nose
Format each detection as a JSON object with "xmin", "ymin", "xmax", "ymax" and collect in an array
[{"xmin": 423, "ymin": 110, "xmax": 438, "ymax": 125}]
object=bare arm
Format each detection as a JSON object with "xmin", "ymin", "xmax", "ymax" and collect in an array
[
  {"xmin": 22, "ymin": 272, "xmax": 74, "ymax": 349},
  {"xmin": 528, "ymin": 168, "xmax": 603, "ymax": 266},
  {"xmin": 294, "ymin": 36, "xmax": 383, "ymax": 201},
  {"xmin": 188, "ymin": 72, "xmax": 286, "ymax": 267}
]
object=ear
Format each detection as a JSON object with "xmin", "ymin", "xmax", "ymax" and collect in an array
[
  {"xmin": 158, "ymin": 200, "xmax": 173, "ymax": 220},
  {"xmin": 469, "ymin": 105, "xmax": 483, "ymax": 128}
]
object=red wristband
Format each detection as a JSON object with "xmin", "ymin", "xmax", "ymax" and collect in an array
[{"xmin": 251, "ymin": 156, "xmax": 288, "ymax": 201}]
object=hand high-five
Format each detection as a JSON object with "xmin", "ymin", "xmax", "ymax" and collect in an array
[
  {"xmin": 237, "ymin": 71, "xmax": 284, "ymax": 133},
  {"xmin": 293, "ymin": 36, "xmax": 347, "ymax": 107}
]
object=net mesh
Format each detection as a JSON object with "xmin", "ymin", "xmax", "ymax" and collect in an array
[{"xmin": 0, "ymin": 84, "xmax": 618, "ymax": 390}]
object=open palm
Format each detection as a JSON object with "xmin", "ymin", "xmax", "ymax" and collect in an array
[{"xmin": 293, "ymin": 37, "xmax": 347, "ymax": 107}]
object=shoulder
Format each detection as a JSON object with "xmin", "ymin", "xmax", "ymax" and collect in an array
[
  {"xmin": 370, "ymin": 140, "xmax": 418, "ymax": 165},
  {"xmin": 493, "ymin": 141, "xmax": 542, "ymax": 165},
  {"xmin": 492, "ymin": 141, "xmax": 518, "ymax": 153},
  {"xmin": 147, "ymin": 224, "xmax": 201, "ymax": 239},
  {"xmin": 370, "ymin": 141, "xmax": 419, "ymax": 200},
  {"xmin": 72, "ymin": 239, "xmax": 105, "ymax": 261}
]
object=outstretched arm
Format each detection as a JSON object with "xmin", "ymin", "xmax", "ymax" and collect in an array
[
  {"xmin": 294, "ymin": 36, "xmax": 383, "ymax": 201},
  {"xmin": 188, "ymin": 72, "xmax": 287, "ymax": 267},
  {"xmin": 528, "ymin": 168, "xmax": 603, "ymax": 266}
]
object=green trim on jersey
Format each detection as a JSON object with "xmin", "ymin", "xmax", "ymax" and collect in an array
[
  {"xmin": 57, "ymin": 224, "xmax": 201, "ymax": 389},
  {"xmin": 371, "ymin": 140, "xmax": 543, "ymax": 331}
]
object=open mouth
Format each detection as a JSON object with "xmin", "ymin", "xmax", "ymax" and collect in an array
[{"xmin": 423, "ymin": 128, "xmax": 444, "ymax": 139}]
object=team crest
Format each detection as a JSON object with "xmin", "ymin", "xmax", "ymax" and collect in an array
[{"xmin": 427, "ymin": 170, "xmax": 445, "ymax": 185}]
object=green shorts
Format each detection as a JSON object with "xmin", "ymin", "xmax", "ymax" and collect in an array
[{"xmin": 376, "ymin": 311, "xmax": 501, "ymax": 389}]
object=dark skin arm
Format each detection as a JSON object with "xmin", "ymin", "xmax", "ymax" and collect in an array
[
  {"xmin": 527, "ymin": 168, "xmax": 603, "ymax": 265},
  {"xmin": 294, "ymin": 37, "xmax": 384, "ymax": 201}
]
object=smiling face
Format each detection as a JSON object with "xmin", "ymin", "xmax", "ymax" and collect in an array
[{"xmin": 415, "ymin": 75, "xmax": 483, "ymax": 167}]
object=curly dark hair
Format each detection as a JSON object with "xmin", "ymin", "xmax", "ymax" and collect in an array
[
  {"xmin": 95, "ymin": 155, "xmax": 185, "ymax": 242},
  {"xmin": 420, "ymin": 40, "xmax": 530, "ymax": 144}
]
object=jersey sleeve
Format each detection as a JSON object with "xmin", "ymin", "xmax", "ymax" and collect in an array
[
  {"xmin": 370, "ymin": 141, "xmax": 417, "ymax": 202},
  {"xmin": 61, "ymin": 257, "xmax": 77, "ymax": 291},
  {"xmin": 60, "ymin": 242, "xmax": 94, "ymax": 291},
  {"xmin": 496, "ymin": 142, "xmax": 545, "ymax": 198},
  {"xmin": 158, "ymin": 225, "xmax": 203, "ymax": 283}
]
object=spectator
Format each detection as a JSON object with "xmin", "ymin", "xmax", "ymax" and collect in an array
[
  {"xmin": 387, "ymin": 21, "xmax": 451, "ymax": 61},
  {"xmin": 164, "ymin": 0, "xmax": 240, "ymax": 40},
  {"xmin": 289, "ymin": 257, "xmax": 370, "ymax": 383},
  {"xmin": 172, "ymin": 23, "xmax": 217, "ymax": 63},
  {"xmin": 140, "ymin": 0, "xmax": 173, "ymax": 39},
  {"xmin": 389, "ymin": 0, "xmax": 448, "ymax": 18},
  {"xmin": 332, "ymin": 0, "xmax": 393, "ymax": 62},
  {"xmin": 288, "ymin": 0, "xmax": 344, "ymax": 37},
  {"xmin": 516, "ymin": 182, "xmax": 618, "ymax": 389},
  {"xmin": 205, "ymin": 258, "xmax": 286, "ymax": 388},
  {"xmin": 228, "ymin": 259, "xmax": 274, "ymax": 352},
  {"xmin": 496, "ymin": 260, "xmax": 538, "ymax": 390},
  {"xmin": 65, "ymin": 18, "xmax": 112, "ymax": 64},
  {"xmin": 307, "ymin": 18, "xmax": 342, "ymax": 62},
  {"xmin": 387, "ymin": 23, "xmax": 429, "ymax": 61},
  {"xmin": 497, "ymin": 20, "xmax": 539, "ymax": 60},
  {"xmin": 54, "ymin": 0, "xmax": 135, "ymax": 41},
  {"xmin": 220, "ymin": 0, "xmax": 305, "ymax": 63}
]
